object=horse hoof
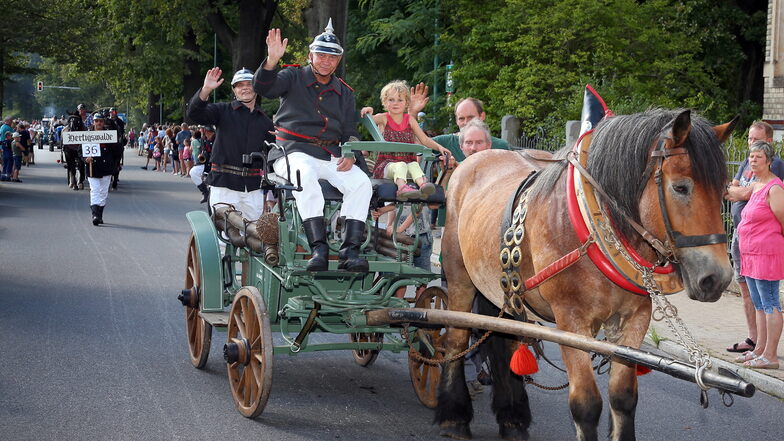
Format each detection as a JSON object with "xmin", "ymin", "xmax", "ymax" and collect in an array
[
  {"xmin": 439, "ymin": 422, "xmax": 472, "ymax": 440},
  {"xmin": 499, "ymin": 423, "xmax": 530, "ymax": 441}
]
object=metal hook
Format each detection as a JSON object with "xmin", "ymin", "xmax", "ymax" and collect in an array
[
  {"xmin": 720, "ymin": 390, "xmax": 734, "ymax": 407},
  {"xmin": 699, "ymin": 389, "xmax": 709, "ymax": 408}
]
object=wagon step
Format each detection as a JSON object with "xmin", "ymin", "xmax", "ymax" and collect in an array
[
  {"xmin": 365, "ymin": 308, "xmax": 756, "ymax": 399},
  {"xmin": 199, "ymin": 311, "xmax": 229, "ymax": 327}
]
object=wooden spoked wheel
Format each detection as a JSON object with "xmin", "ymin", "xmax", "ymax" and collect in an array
[
  {"xmin": 349, "ymin": 332, "xmax": 384, "ymax": 367},
  {"xmin": 183, "ymin": 234, "xmax": 212, "ymax": 369},
  {"xmin": 225, "ymin": 286, "xmax": 274, "ymax": 419},
  {"xmin": 408, "ymin": 286, "xmax": 447, "ymax": 408}
]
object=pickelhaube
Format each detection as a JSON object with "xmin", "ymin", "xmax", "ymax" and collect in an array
[{"xmin": 309, "ymin": 18, "xmax": 343, "ymax": 56}]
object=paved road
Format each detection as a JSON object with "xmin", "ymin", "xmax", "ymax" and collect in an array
[{"xmin": 1, "ymin": 148, "xmax": 783, "ymax": 441}]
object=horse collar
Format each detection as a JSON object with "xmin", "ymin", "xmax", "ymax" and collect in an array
[{"xmin": 567, "ymin": 129, "xmax": 683, "ymax": 296}]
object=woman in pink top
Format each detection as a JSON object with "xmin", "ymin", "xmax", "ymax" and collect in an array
[{"xmin": 737, "ymin": 140, "xmax": 783, "ymax": 369}]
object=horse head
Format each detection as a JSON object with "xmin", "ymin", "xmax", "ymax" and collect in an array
[
  {"xmin": 617, "ymin": 110, "xmax": 735, "ymax": 301},
  {"xmin": 587, "ymin": 109, "xmax": 735, "ymax": 302},
  {"xmin": 66, "ymin": 114, "xmax": 85, "ymax": 132}
]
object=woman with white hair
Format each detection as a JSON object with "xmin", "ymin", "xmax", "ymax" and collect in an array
[{"xmin": 735, "ymin": 140, "xmax": 784, "ymax": 369}]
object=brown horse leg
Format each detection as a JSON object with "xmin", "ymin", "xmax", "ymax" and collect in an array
[
  {"xmin": 475, "ymin": 295, "xmax": 531, "ymax": 440},
  {"xmin": 435, "ymin": 326, "xmax": 473, "ymax": 440},
  {"xmin": 562, "ymin": 346, "xmax": 603, "ymax": 441},
  {"xmin": 607, "ymin": 362, "xmax": 638, "ymax": 441},
  {"xmin": 606, "ymin": 309, "xmax": 648, "ymax": 441}
]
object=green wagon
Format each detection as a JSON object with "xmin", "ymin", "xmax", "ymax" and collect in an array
[{"xmin": 178, "ymin": 121, "xmax": 448, "ymax": 418}]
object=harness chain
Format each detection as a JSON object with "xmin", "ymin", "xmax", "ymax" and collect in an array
[{"xmin": 596, "ymin": 219, "xmax": 713, "ymax": 384}]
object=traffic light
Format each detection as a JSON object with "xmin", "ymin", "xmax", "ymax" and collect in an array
[{"xmin": 36, "ymin": 81, "xmax": 43, "ymax": 91}]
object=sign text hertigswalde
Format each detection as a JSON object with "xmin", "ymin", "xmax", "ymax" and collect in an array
[{"xmin": 62, "ymin": 130, "xmax": 118, "ymax": 145}]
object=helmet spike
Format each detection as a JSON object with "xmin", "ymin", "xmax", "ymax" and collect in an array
[{"xmin": 325, "ymin": 18, "xmax": 334, "ymax": 35}]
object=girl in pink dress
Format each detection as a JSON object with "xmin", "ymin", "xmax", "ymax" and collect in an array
[
  {"xmin": 737, "ymin": 140, "xmax": 783, "ymax": 369},
  {"xmin": 362, "ymin": 80, "xmax": 449, "ymax": 201}
]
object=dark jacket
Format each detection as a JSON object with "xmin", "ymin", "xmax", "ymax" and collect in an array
[
  {"xmin": 186, "ymin": 91, "xmax": 275, "ymax": 192},
  {"xmin": 87, "ymin": 143, "xmax": 117, "ymax": 178},
  {"xmin": 253, "ymin": 64, "xmax": 359, "ymax": 162}
]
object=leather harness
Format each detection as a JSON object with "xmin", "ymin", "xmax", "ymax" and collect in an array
[{"xmin": 500, "ymin": 119, "xmax": 726, "ymax": 309}]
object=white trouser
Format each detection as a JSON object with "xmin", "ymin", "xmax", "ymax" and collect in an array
[
  {"xmin": 273, "ymin": 152, "xmax": 372, "ymax": 221},
  {"xmin": 189, "ymin": 164, "xmax": 205, "ymax": 186},
  {"xmin": 208, "ymin": 186, "xmax": 265, "ymax": 222},
  {"xmin": 88, "ymin": 176, "xmax": 111, "ymax": 206}
]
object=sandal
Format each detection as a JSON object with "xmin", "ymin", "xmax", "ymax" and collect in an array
[
  {"xmin": 727, "ymin": 338, "xmax": 756, "ymax": 353},
  {"xmin": 397, "ymin": 184, "xmax": 422, "ymax": 201},
  {"xmin": 735, "ymin": 351, "xmax": 759, "ymax": 363},
  {"xmin": 743, "ymin": 356, "xmax": 780, "ymax": 369},
  {"xmin": 419, "ymin": 182, "xmax": 436, "ymax": 197}
]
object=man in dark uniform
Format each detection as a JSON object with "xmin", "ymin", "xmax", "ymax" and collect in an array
[
  {"xmin": 84, "ymin": 113, "xmax": 117, "ymax": 226},
  {"xmin": 107, "ymin": 108, "xmax": 126, "ymax": 189},
  {"xmin": 253, "ymin": 20, "xmax": 372, "ymax": 273},
  {"xmin": 186, "ymin": 67, "xmax": 275, "ymax": 220}
]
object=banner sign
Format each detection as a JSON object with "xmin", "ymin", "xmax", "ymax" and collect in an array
[{"xmin": 63, "ymin": 130, "xmax": 117, "ymax": 145}]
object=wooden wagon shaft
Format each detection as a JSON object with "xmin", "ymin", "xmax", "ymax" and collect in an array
[{"xmin": 365, "ymin": 308, "xmax": 755, "ymax": 398}]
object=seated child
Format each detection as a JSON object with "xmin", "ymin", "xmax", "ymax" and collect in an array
[{"xmin": 361, "ymin": 80, "xmax": 449, "ymax": 201}]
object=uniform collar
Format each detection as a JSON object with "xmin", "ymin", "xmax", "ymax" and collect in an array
[
  {"xmin": 231, "ymin": 99, "xmax": 265, "ymax": 114},
  {"xmin": 303, "ymin": 65, "xmax": 341, "ymax": 95}
]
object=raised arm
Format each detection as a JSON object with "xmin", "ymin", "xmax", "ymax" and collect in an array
[
  {"xmin": 254, "ymin": 28, "xmax": 293, "ymax": 99},
  {"xmin": 408, "ymin": 83, "xmax": 429, "ymax": 117},
  {"xmin": 263, "ymin": 28, "xmax": 288, "ymax": 70},
  {"xmin": 198, "ymin": 67, "xmax": 224, "ymax": 101}
]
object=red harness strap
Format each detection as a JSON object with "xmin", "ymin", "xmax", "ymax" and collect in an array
[
  {"xmin": 524, "ymin": 244, "xmax": 586, "ymax": 291},
  {"xmin": 275, "ymin": 126, "xmax": 339, "ymax": 157}
]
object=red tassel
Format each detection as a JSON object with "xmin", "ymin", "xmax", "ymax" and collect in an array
[
  {"xmin": 635, "ymin": 364, "xmax": 652, "ymax": 376},
  {"xmin": 509, "ymin": 343, "xmax": 539, "ymax": 375}
]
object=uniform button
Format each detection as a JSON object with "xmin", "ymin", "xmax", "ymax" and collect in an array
[
  {"xmin": 319, "ymin": 97, "xmax": 323, "ymax": 101},
  {"xmin": 325, "ymin": 117, "xmax": 329, "ymax": 121}
]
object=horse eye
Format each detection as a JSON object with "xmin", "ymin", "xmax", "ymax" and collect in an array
[{"xmin": 672, "ymin": 184, "xmax": 689, "ymax": 195}]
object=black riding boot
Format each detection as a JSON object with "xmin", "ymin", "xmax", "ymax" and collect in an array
[
  {"xmin": 302, "ymin": 217, "xmax": 329, "ymax": 271},
  {"xmin": 338, "ymin": 219, "xmax": 369, "ymax": 273},
  {"xmin": 91, "ymin": 205, "xmax": 100, "ymax": 226},
  {"xmin": 197, "ymin": 183, "xmax": 209, "ymax": 204},
  {"xmin": 97, "ymin": 205, "xmax": 104, "ymax": 225}
]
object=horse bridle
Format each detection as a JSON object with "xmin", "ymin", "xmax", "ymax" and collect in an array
[
  {"xmin": 570, "ymin": 127, "xmax": 726, "ymax": 265},
  {"xmin": 646, "ymin": 132, "xmax": 728, "ymax": 260}
]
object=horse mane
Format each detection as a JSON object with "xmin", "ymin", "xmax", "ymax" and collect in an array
[{"xmin": 529, "ymin": 108, "xmax": 727, "ymax": 240}]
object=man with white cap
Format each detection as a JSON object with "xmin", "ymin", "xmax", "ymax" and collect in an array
[
  {"xmin": 187, "ymin": 67, "xmax": 275, "ymax": 219},
  {"xmin": 84, "ymin": 113, "xmax": 117, "ymax": 225},
  {"xmin": 254, "ymin": 20, "xmax": 372, "ymax": 273}
]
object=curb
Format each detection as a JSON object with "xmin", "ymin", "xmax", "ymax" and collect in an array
[{"xmin": 643, "ymin": 336, "xmax": 784, "ymax": 400}]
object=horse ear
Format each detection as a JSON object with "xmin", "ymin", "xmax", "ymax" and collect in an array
[
  {"xmin": 713, "ymin": 116, "xmax": 739, "ymax": 143},
  {"xmin": 670, "ymin": 110, "xmax": 691, "ymax": 147}
]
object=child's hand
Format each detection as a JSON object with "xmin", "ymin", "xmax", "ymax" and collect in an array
[
  {"xmin": 409, "ymin": 83, "xmax": 429, "ymax": 115},
  {"xmin": 360, "ymin": 107, "xmax": 374, "ymax": 117},
  {"xmin": 371, "ymin": 210, "xmax": 380, "ymax": 220}
]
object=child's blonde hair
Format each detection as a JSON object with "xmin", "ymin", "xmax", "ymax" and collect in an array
[{"xmin": 380, "ymin": 80, "xmax": 410, "ymax": 106}]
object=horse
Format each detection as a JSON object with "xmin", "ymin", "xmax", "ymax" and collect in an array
[
  {"xmin": 437, "ymin": 105, "xmax": 735, "ymax": 441},
  {"xmin": 61, "ymin": 113, "xmax": 87, "ymax": 190}
]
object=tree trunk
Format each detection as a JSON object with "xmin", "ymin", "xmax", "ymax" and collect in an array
[
  {"xmin": 303, "ymin": 0, "xmax": 349, "ymax": 78},
  {"xmin": 208, "ymin": 0, "xmax": 278, "ymax": 73},
  {"xmin": 147, "ymin": 92, "xmax": 160, "ymax": 126},
  {"xmin": 183, "ymin": 28, "xmax": 203, "ymax": 124}
]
